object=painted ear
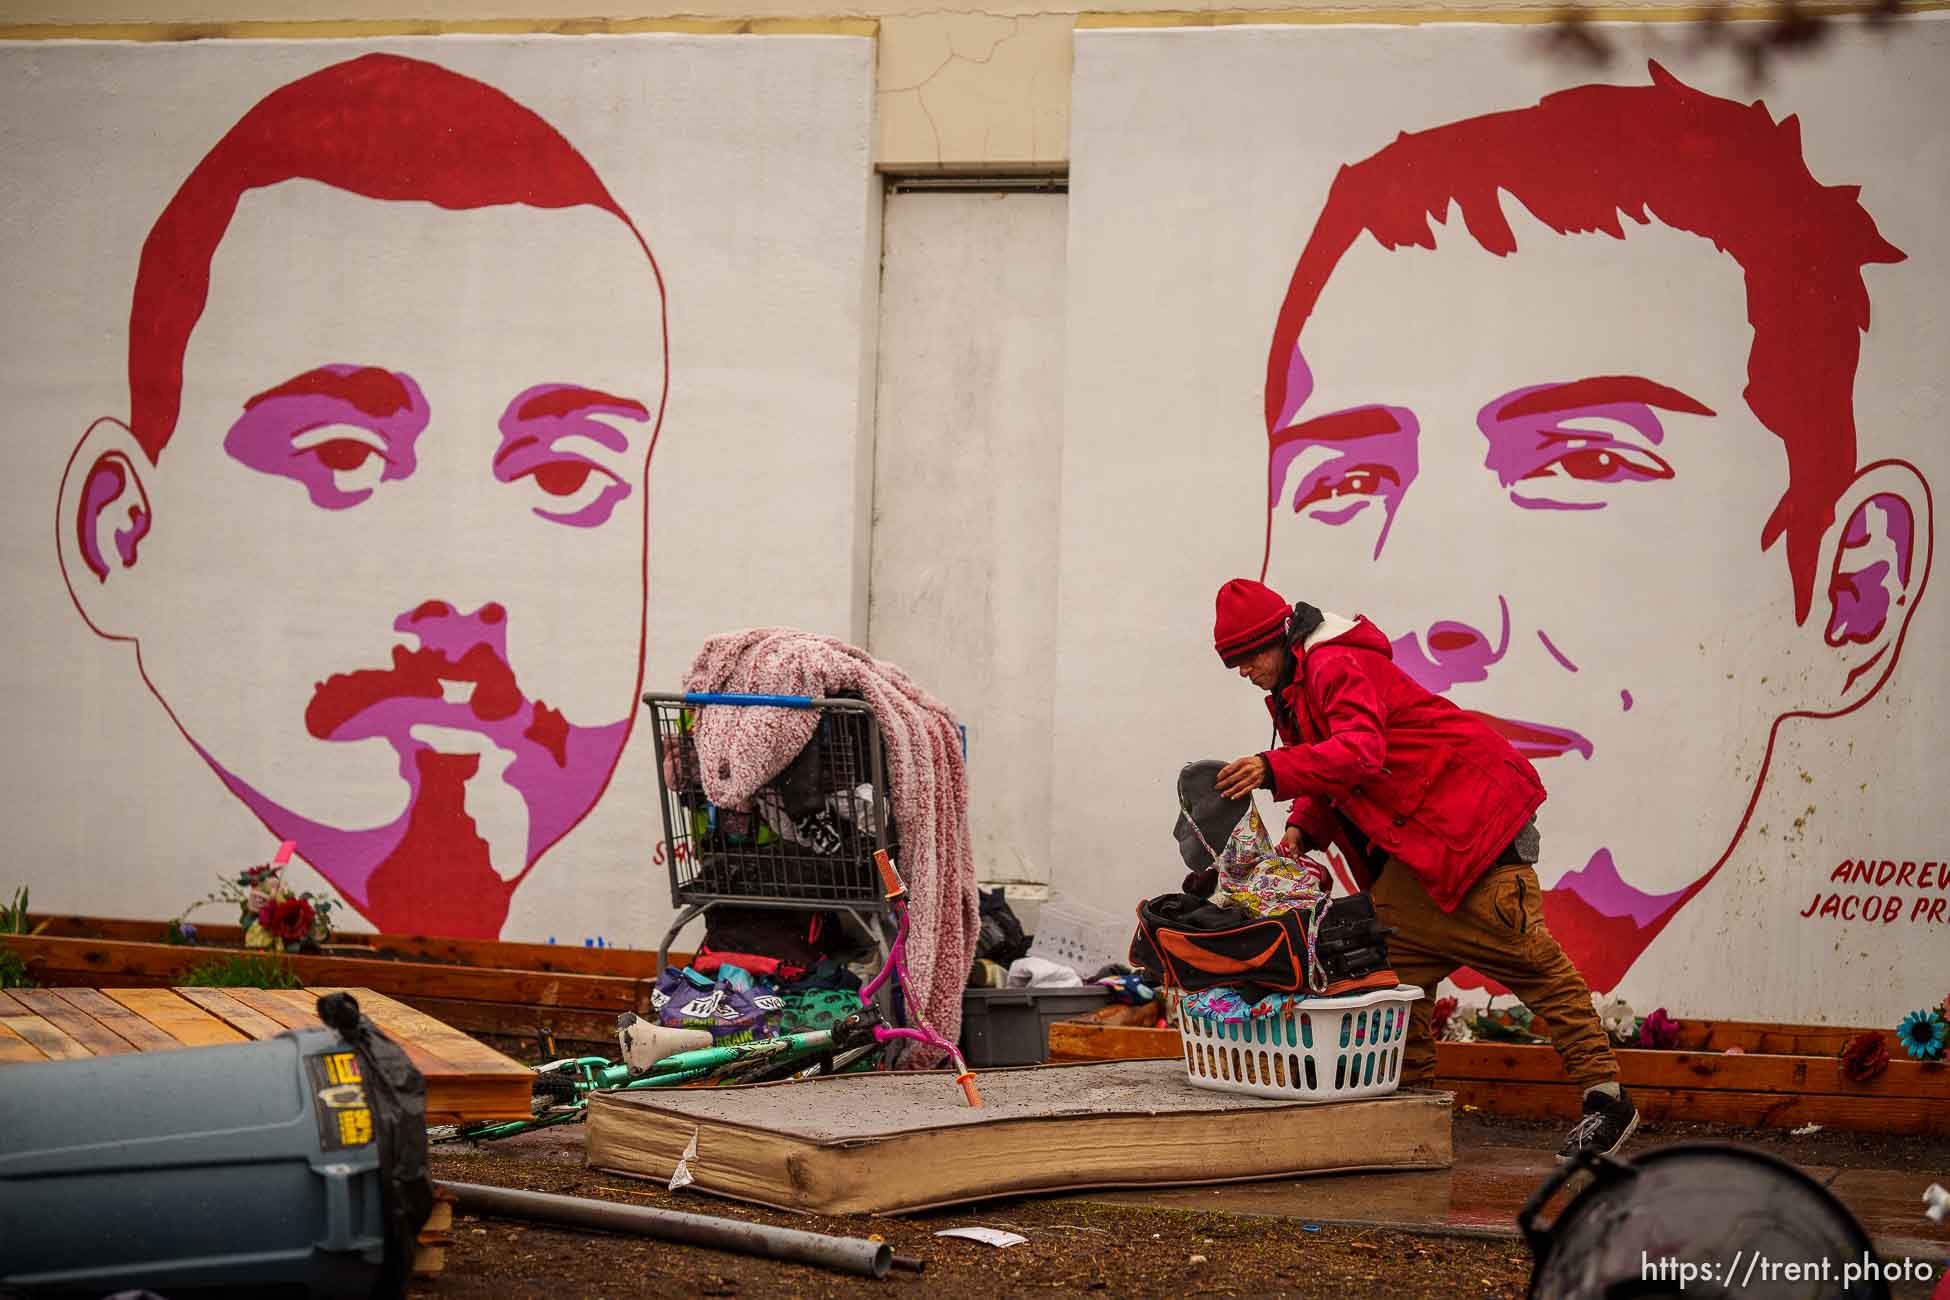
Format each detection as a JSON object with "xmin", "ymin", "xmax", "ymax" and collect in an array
[
  {"xmin": 1812, "ymin": 459, "xmax": 1932, "ymax": 711},
  {"xmin": 55, "ymin": 417, "xmax": 154, "ymax": 641}
]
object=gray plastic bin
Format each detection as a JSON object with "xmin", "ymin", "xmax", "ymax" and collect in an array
[
  {"xmin": 0, "ymin": 1026, "xmax": 389, "ymax": 1297},
  {"xmin": 959, "ymin": 986, "xmax": 1113, "ymax": 1067}
]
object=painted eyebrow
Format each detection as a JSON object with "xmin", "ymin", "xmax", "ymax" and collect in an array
[
  {"xmin": 513, "ymin": 385, "xmax": 651, "ymax": 423},
  {"xmin": 1492, "ymin": 376, "xmax": 1715, "ymax": 422},
  {"xmin": 1270, "ymin": 405, "xmax": 1404, "ymax": 449},
  {"xmin": 243, "ymin": 366, "xmax": 417, "ymax": 418}
]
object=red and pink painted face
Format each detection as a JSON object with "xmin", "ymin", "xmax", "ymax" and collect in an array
[
  {"xmin": 1262, "ymin": 200, "xmax": 1921, "ymax": 990},
  {"xmin": 125, "ymin": 185, "xmax": 666, "ymax": 936},
  {"xmin": 225, "ymin": 368, "xmax": 647, "ymax": 526}
]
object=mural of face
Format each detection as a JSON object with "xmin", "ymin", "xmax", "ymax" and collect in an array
[
  {"xmin": 1261, "ymin": 69, "xmax": 1930, "ymax": 992},
  {"xmin": 56, "ymin": 56, "xmax": 668, "ymax": 937}
]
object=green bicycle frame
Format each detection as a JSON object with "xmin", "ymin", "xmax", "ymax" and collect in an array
[
  {"xmin": 446, "ymin": 1029, "xmax": 852, "ymax": 1143},
  {"xmin": 620, "ymin": 1028, "xmax": 839, "ymax": 1089}
]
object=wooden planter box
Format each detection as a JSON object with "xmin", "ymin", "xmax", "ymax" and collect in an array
[
  {"xmin": 1436, "ymin": 1041, "xmax": 1945, "ymax": 1136},
  {"xmin": 1046, "ymin": 1018, "xmax": 1948, "ymax": 1136},
  {"xmin": 4, "ymin": 915, "xmax": 692, "ymax": 1051}
]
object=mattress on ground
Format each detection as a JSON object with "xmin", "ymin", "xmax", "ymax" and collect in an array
[{"xmin": 585, "ymin": 1058, "xmax": 1454, "ymax": 1215}]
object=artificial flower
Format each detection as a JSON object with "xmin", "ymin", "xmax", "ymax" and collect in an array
[
  {"xmin": 1896, "ymin": 1009, "xmax": 1947, "ymax": 1061},
  {"xmin": 1636, "ymin": 1008, "xmax": 1680, "ymax": 1050},
  {"xmin": 1837, "ymin": 1030, "xmax": 1889, "ymax": 1083},
  {"xmin": 262, "ymin": 896, "xmax": 315, "ymax": 944},
  {"xmin": 1430, "ymin": 995, "xmax": 1458, "ymax": 1040},
  {"xmin": 171, "ymin": 846, "xmax": 341, "ymax": 953},
  {"xmin": 1439, "ymin": 1013, "xmax": 1475, "ymax": 1043},
  {"xmin": 1594, "ymin": 995, "xmax": 1638, "ymax": 1045}
]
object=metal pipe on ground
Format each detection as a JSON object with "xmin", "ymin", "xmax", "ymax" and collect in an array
[{"xmin": 438, "ymin": 1181, "xmax": 893, "ymax": 1280}]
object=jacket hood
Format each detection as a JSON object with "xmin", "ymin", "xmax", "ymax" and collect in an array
[{"xmin": 1301, "ymin": 612, "xmax": 1392, "ymax": 659}]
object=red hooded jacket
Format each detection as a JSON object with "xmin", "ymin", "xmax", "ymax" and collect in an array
[{"xmin": 1264, "ymin": 614, "xmax": 1545, "ymax": 912}]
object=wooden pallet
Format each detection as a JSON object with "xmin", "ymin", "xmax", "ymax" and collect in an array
[
  {"xmin": 3, "ymin": 931, "xmax": 659, "ymax": 1049},
  {"xmin": 0, "ymin": 986, "xmax": 534, "ymax": 1124},
  {"xmin": 1045, "ymin": 1020, "xmax": 1950, "ymax": 1136}
]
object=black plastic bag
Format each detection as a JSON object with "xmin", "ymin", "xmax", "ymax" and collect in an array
[
  {"xmin": 316, "ymin": 992, "xmax": 433, "ymax": 1298},
  {"xmin": 976, "ymin": 887, "xmax": 1031, "ymax": 965}
]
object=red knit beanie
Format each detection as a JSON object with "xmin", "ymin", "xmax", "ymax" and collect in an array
[{"xmin": 1214, "ymin": 579, "xmax": 1291, "ymax": 665}]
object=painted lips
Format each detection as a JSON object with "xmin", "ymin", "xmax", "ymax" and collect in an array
[
  {"xmin": 1468, "ymin": 712, "xmax": 1594, "ymax": 760},
  {"xmin": 306, "ymin": 643, "xmax": 523, "ymax": 741}
]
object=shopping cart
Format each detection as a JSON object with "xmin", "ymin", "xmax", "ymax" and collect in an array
[{"xmin": 642, "ymin": 691, "xmax": 901, "ymax": 973}]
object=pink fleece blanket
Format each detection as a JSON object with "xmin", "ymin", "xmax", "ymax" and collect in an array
[{"xmin": 682, "ymin": 628, "xmax": 977, "ymax": 1064}]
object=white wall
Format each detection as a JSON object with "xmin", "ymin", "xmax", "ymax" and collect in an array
[
  {"xmin": 6, "ymin": 19, "xmax": 1946, "ymax": 1035},
  {"xmin": 0, "ymin": 33, "xmax": 879, "ymax": 946},
  {"xmin": 1058, "ymin": 17, "xmax": 1950, "ymax": 1025},
  {"xmin": 868, "ymin": 187, "xmax": 1066, "ymax": 889}
]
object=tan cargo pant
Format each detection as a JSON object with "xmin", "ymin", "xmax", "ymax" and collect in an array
[{"xmin": 1372, "ymin": 857, "xmax": 1619, "ymax": 1088}]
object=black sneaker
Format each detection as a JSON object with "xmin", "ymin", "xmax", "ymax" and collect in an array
[{"xmin": 1556, "ymin": 1086, "xmax": 1639, "ymax": 1161}]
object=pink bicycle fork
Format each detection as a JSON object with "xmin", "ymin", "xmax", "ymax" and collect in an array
[{"xmin": 865, "ymin": 850, "xmax": 982, "ymax": 1107}]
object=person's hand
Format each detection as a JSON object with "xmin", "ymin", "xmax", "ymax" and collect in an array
[
  {"xmin": 1215, "ymin": 755, "xmax": 1268, "ymax": 800},
  {"xmin": 1279, "ymin": 825, "xmax": 1302, "ymax": 858}
]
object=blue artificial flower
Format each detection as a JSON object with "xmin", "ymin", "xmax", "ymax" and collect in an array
[
  {"xmin": 1896, "ymin": 1009, "xmax": 1948, "ymax": 1061},
  {"xmin": 179, "ymin": 922, "xmax": 197, "ymax": 940}
]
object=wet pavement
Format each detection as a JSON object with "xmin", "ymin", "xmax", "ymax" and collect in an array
[{"xmin": 1074, "ymin": 1144, "xmax": 1950, "ymax": 1263}]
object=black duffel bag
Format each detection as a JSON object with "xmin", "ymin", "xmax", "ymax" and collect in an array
[{"xmin": 1130, "ymin": 892, "xmax": 1396, "ymax": 997}]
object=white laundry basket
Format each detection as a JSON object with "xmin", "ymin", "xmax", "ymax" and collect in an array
[{"xmin": 1177, "ymin": 985, "xmax": 1423, "ymax": 1102}]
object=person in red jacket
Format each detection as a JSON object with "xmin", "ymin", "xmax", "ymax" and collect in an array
[{"xmin": 1211, "ymin": 577, "xmax": 1637, "ymax": 1160}]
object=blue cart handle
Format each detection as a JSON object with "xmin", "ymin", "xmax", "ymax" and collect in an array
[{"xmin": 680, "ymin": 691, "xmax": 818, "ymax": 708}]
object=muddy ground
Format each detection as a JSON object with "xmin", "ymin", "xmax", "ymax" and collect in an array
[
  {"xmin": 416, "ymin": 1113, "xmax": 1949, "ymax": 1299},
  {"xmin": 420, "ymin": 1151, "xmax": 1536, "ymax": 1300}
]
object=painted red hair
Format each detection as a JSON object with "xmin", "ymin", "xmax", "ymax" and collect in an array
[
  {"xmin": 1264, "ymin": 62, "xmax": 1905, "ymax": 621},
  {"xmin": 128, "ymin": 52, "xmax": 653, "ymax": 461}
]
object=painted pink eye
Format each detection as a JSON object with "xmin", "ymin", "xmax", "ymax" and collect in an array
[
  {"xmin": 1526, "ymin": 447, "xmax": 1673, "ymax": 483},
  {"xmin": 1296, "ymin": 464, "xmax": 1398, "ymax": 510},
  {"xmin": 527, "ymin": 462, "xmax": 595, "ymax": 497},
  {"xmin": 312, "ymin": 439, "xmax": 380, "ymax": 472}
]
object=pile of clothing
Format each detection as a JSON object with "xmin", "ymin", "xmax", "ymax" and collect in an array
[
  {"xmin": 682, "ymin": 628, "xmax": 976, "ymax": 1062},
  {"xmin": 1130, "ymin": 762, "xmax": 1396, "ymax": 1018},
  {"xmin": 650, "ymin": 955, "xmax": 867, "ymax": 1047}
]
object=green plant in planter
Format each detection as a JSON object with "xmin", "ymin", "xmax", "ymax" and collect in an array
[
  {"xmin": 1, "ymin": 887, "xmax": 48, "ymax": 936},
  {"xmin": 181, "ymin": 953, "xmax": 304, "ymax": 989},
  {"xmin": 0, "ymin": 946, "xmax": 35, "ymax": 989}
]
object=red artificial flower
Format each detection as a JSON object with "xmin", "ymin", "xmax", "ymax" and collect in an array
[
  {"xmin": 261, "ymin": 896, "xmax": 315, "ymax": 943},
  {"xmin": 1635, "ymin": 1008, "xmax": 1681, "ymax": 1050},
  {"xmin": 1837, "ymin": 1031, "xmax": 1889, "ymax": 1084},
  {"xmin": 1430, "ymin": 995, "xmax": 1459, "ymax": 1040}
]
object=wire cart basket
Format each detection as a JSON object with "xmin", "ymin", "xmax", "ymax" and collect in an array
[{"xmin": 643, "ymin": 691, "xmax": 901, "ymax": 971}]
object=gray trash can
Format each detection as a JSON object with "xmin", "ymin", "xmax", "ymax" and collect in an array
[{"xmin": 0, "ymin": 1026, "xmax": 390, "ymax": 1297}]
